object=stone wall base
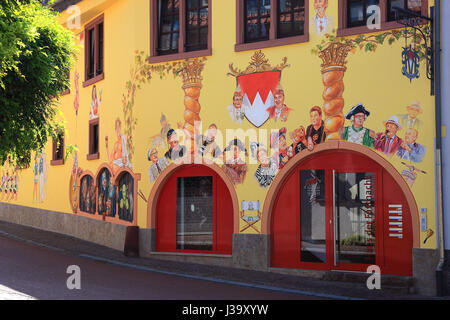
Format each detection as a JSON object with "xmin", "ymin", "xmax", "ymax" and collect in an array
[
  {"xmin": 0, "ymin": 203, "xmax": 127, "ymax": 251},
  {"xmin": 0, "ymin": 203, "xmax": 442, "ymax": 296}
]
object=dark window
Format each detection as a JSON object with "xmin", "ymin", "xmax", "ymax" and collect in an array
[
  {"xmin": 244, "ymin": 0, "xmax": 271, "ymax": 43},
  {"xmin": 157, "ymin": 0, "xmax": 180, "ymax": 55},
  {"xmin": 185, "ymin": 0, "xmax": 209, "ymax": 52},
  {"xmin": 84, "ymin": 15, "xmax": 104, "ymax": 86},
  {"xmin": 387, "ymin": 0, "xmax": 423, "ymax": 21},
  {"xmin": 150, "ymin": 0, "xmax": 211, "ymax": 62},
  {"xmin": 51, "ymin": 132, "xmax": 65, "ymax": 165},
  {"xmin": 176, "ymin": 176, "xmax": 213, "ymax": 251},
  {"xmin": 347, "ymin": 0, "xmax": 379, "ymax": 28},
  {"xmin": 88, "ymin": 118, "xmax": 100, "ymax": 160},
  {"xmin": 277, "ymin": 0, "xmax": 306, "ymax": 39}
]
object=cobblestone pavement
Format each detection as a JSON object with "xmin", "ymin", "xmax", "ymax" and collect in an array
[{"xmin": 0, "ymin": 220, "xmax": 447, "ymax": 300}]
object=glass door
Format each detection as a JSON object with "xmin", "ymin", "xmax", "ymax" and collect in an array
[
  {"xmin": 299, "ymin": 170, "xmax": 327, "ymax": 264},
  {"xmin": 332, "ymin": 171, "xmax": 376, "ymax": 269}
]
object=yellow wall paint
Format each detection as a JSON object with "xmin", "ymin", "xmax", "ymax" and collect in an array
[{"xmin": 3, "ymin": 0, "xmax": 437, "ymax": 248}]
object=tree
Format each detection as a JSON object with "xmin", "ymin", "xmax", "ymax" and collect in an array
[{"xmin": 0, "ymin": 0, "xmax": 77, "ymax": 167}]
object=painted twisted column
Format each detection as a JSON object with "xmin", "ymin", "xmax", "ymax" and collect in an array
[
  {"xmin": 180, "ymin": 60, "xmax": 205, "ymax": 154},
  {"xmin": 319, "ymin": 42, "xmax": 352, "ymax": 141}
]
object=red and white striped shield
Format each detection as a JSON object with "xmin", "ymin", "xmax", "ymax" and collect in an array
[{"xmin": 237, "ymin": 71, "xmax": 281, "ymax": 128}]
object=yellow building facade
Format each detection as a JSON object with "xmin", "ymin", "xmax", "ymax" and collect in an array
[{"xmin": 0, "ymin": 0, "xmax": 442, "ymax": 290}]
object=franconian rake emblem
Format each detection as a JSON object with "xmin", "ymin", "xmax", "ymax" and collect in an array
[
  {"xmin": 228, "ymin": 51, "xmax": 290, "ymax": 128},
  {"xmin": 402, "ymin": 45, "xmax": 420, "ymax": 82}
]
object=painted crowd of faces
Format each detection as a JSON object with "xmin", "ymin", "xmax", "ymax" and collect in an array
[
  {"xmin": 0, "ymin": 161, "xmax": 20, "ymax": 202},
  {"xmin": 98, "ymin": 169, "xmax": 117, "ymax": 217},
  {"xmin": 79, "ymin": 175, "xmax": 96, "ymax": 214},
  {"xmin": 118, "ymin": 172, "xmax": 134, "ymax": 222}
]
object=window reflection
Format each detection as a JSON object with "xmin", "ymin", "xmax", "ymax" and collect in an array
[
  {"xmin": 300, "ymin": 170, "xmax": 326, "ymax": 263},
  {"xmin": 177, "ymin": 176, "xmax": 213, "ymax": 251}
]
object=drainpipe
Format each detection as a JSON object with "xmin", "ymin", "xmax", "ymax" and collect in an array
[{"xmin": 433, "ymin": 0, "xmax": 445, "ymax": 297}]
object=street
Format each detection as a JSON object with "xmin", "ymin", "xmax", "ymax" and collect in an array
[{"xmin": 0, "ymin": 234, "xmax": 323, "ymax": 300}]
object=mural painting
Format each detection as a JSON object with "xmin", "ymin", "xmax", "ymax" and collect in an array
[
  {"xmin": 398, "ymin": 101, "xmax": 423, "ymax": 130},
  {"xmin": 0, "ymin": 161, "xmax": 19, "ymax": 202},
  {"xmin": 32, "ymin": 152, "xmax": 48, "ymax": 203},
  {"xmin": 148, "ymin": 148, "xmax": 169, "ymax": 184},
  {"xmin": 79, "ymin": 175, "xmax": 96, "ymax": 214},
  {"xmin": 222, "ymin": 139, "xmax": 248, "ymax": 185},
  {"xmin": 227, "ymin": 51, "xmax": 290, "ymax": 127},
  {"xmin": 98, "ymin": 169, "xmax": 117, "ymax": 218},
  {"xmin": 118, "ymin": 172, "xmax": 134, "ymax": 222},
  {"xmin": 311, "ymin": 0, "xmax": 332, "ymax": 36},
  {"xmin": 105, "ymin": 118, "xmax": 132, "ymax": 176},
  {"xmin": 69, "ymin": 150, "xmax": 83, "ymax": 212},
  {"xmin": 340, "ymin": 104, "xmax": 375, "ymax": 148},
  {"xmin": 250, "ymin": 142, "xmax": 277, "ymax": 189},
  {"xmin": 89, "ymin": 84, "xmax": 101, "ymax": 120}
]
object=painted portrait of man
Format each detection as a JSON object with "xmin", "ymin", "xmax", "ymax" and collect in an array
[{"xmin": 311, "ymin": 0, "xmax": 333, "ymax": 35}]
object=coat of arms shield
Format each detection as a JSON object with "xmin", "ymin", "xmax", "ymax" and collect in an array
[
  {"xmin": 228, "ymin": 51, "xmax": 290, "ymax": 128},
  {"xmin": 237, "ymin": 71, "xmax": 281, "ymax": 128}
]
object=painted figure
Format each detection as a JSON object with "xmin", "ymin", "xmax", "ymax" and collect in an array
[
  {"xmin": 306, "ymin": 106, "xmax": 326, "ymax": 149},
  {"xmin": 38, "ymin": 152, "xmax": 47, "ymax": 203},
  {"xmin": 222, "ymin": 139, "xmax": 248, "ymax": 185},
  {"xmin": 397, "ymin": 128, "xmax": 426, "ymax": 163},
  {"xmin": 106, "ymin": 118, "xmax": 132, "ymax": 175},
  {"xmin": 196, "ymin": 124, "xmax": 223, "ymax": 164},
  {"xmin": 341, "ymin": 103, "xmax": 375, "ymax": 148},
  {"xmin": 32, "ymin": 154, "xmax": 39, "ymax": 203},
  {"xmin": 251, "ymin": 142, "xmax": 278, "ymax": 188},
  {"xmin": 150, "ymin": 113, "xmax": 172, "ymax": 149},
  {"xmin": 228, "ymin": 84, "xmax": 249, "ymax": 124},
  {"xmin": 289, "ymin": 126, "xmax": 309, "ymax": 157},
  {"xmin": 164, "ymin": 129, "xmax": 187, "ymax": 161},
  {"xmin": 271, "ymin": 127, "xmax": 290, "ymax": 170},
  {"xmin": 107, "ymin": 179, "xmax": 116, "ymax": 217},
  {"xmin": 89, "ymin": 85, "xmax": 101, "ymax": 120},
  {"xmin": 374, "ymin": 116, "xmax": 403, "ymax": 158},
  {"xmin": 266, "ymin": 83, "xmax": 292, "ymax": 122},
  {"xmin": 148, "ymin": 148, "xmax": 169, "ymax": 184},
  {"xmin": 118, "ymin": 174, "xmax": 134, "ymax": 222},
  {"xmin": 74, "ymin": 71, "xmax": 79, "ymax": 115},
  {"xmin": 401, "ymin": 162, "xmax": 426, "ymax": 187},
  {"xmin": 312, "ymin": 0, "xmax": 332, "ymax": 35},
  {"xmin": 398, "ymin": 101, "xmax": 423, "ymax": 130}
]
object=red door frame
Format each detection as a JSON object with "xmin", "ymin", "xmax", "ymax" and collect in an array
[
  {"xmin": 272, "ymin": 150, "xmax": 385, "ymax": 272},
  {"xmin": 155, "ymin": 165, "xmax": 233, "ymax": 255}
]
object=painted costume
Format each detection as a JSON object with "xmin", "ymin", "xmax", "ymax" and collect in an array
[
  {"xmin": 266, "ymin": 105, "xmax": 292, "ymax": 122},
  {"xmin": 148, "ymin": 157, "xmax": 170, "ymax": 183},
  {"xmin": 227, "ymin": 104, "xmax": 248, "ymax": 124},
  {"xmin": 343, "ymin": 126, "xmax": 374, "ymax": 148},
  {"xmin": 164, "ymin": 145, "xmax": 186, "ymax": 161},
  {"xmin": 222, "ymin": 159, "xmax": 248, "ymax": 185},
  {"xmin": 397, "ymin": 143, "xmax": 426, "ymax": 163},
  {"xmin": 254, "ymin": 159, "xmax": 278, "ymax": 188},
  {"xmin": 306, "ymin": 122, "xmax": 326, "ymax": 145},
  {"xmin": 374, "ymin": 134, "xmax": 403, "ymax": 157},
  {"xmin": 113, "ymin": 134, "xmax": 132, "ymax": 169}
]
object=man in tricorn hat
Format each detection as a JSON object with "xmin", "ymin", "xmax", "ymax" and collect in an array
[
  {"xmin": 164, "ymin": 129, "xmax": 186, "ymax": 161},
  {"xmin": 340, "ymin": 103, "xmax": 375, "ymax": 148}
]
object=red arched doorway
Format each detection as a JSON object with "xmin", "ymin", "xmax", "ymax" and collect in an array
[
  {"xmin": 270, "ymin": 144, "xmax": 416, "ymax": 276},
  {"xmin": 155, "ymin": 164, "xmax": 234, "ymax": 254}
]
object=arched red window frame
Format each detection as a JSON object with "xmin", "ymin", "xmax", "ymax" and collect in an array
[{"xmin": 75, "ymin": 163, "xmax": 141, "ymax": 226}]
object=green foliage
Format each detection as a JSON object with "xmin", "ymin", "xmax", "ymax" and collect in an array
[{"xmin": 0, "ymin": 0, "xmax": 78, "ymax": 167}]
